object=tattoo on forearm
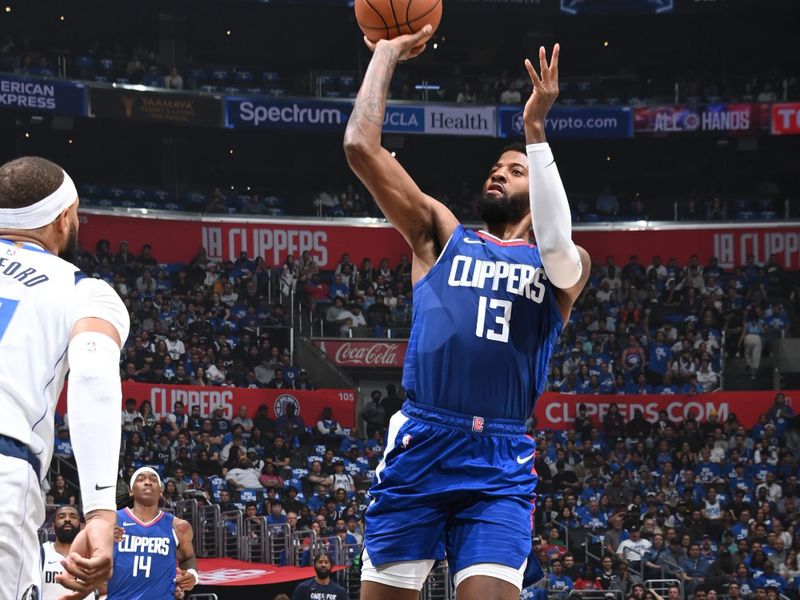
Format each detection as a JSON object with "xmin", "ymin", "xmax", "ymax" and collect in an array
[{"xmin": 347, "ymin": 45, "xmax": 400, "ymax": 136}]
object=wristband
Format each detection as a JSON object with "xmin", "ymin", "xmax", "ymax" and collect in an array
[{"xmin": 186, "ymin": 568, "xmax": 199, "ymax": 584}]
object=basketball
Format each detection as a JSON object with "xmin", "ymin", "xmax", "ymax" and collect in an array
[{"xmin": 355, "ymin": 0, "xmax": 443, "ymax": 43}]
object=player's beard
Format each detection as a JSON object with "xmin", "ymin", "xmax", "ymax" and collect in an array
[
  {"xmin": 58, "ymin": 221, "xmax": 79, "ymax": 265},
  {"xmin": 314, "ymin": 564, "xmax": 331, "ymax": 579},
  {"xmin": 477, "ymin": 190, "xmax": 529, "ymax": 226},
  {"xmin": 54, "ymin": 523, "xmax": 79, "ymax": 544}
]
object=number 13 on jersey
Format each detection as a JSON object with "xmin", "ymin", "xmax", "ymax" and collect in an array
[{"xmin": 475, "ymin": 296, "xmax": 512, "ymax": 343}]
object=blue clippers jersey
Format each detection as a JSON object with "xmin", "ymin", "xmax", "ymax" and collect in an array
[
  {"xmin": 107, "ymin": 508, "xmax": 176, "ymax": 600},
  {"xmin": 402, "ymin": 225, "xmax": 563, "ymax": 421}
]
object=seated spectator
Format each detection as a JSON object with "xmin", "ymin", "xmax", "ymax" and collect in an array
[
  {"xmin": 316, "ymin": 406, "xmax": 345, "ymax": 448},
  {"xmin": 258, "ymin": 462, "xmax": 284, "ymax": 490},
  {"xmin": 225, "ymin": 455, "xmax": 262, "ymax": 490},
  {"xmin": 164, "ymin": 66, "xmax": 184, "ymax": 89},
  {"xmin": 327, "ymin": 461, "xmax": 355, "ymax": 493}
]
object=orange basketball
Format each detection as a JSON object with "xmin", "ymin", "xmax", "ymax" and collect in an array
[{"xmin": 355, "ymin": 0, "xmax": 443, "ymax": 43}]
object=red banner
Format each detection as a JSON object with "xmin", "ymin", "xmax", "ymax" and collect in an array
[
  {"xmin": 772, "ymin": 103, "xmax": 800, "ymax": 135},
  {"xmin": 633, "ymin": 103, "xmax": 770, "ymax": 136},
  {"xmin": 57, "ymin": 382, "xmax": 357, "ymax": 428},
  {"xmin": 78, "ymin": 212, "xmax": 800, "ymax": 272},
  {"xmin": 534, "ymin": 390, "xmax": 794, "ymax": 431},
  {"xmin": 196, "ymin": 558, "xmax": 343, "ymax": 586},
  {"xmin": 313, "ymin": 339, "xmax": 407, "ymax": 368},
  {"xmin": 78, "ymin": 212, "xmax": 410, "ymax": 271}
]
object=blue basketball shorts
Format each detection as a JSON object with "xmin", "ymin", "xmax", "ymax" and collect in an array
[{"xmin": 364, "ymin": 400, "xmax": 540, "ymax": 577}]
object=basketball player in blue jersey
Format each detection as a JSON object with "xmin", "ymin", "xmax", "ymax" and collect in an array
[
  {"xmin": 104, "ymin": 467, "xmax": 197, "ymax": 600},
  {"xmin": 345, "ymin": 28, "xmax": 590, "ymax": 600}
]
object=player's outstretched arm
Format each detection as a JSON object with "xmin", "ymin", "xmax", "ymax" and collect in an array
[
  {"xmin": 344, "ymin": 27, "xmax": 458, "ymax": 275},
  {"xmin": 522, "ymin": 44, "xmax": 589, "ymax": 299},
  {"xmin": 174, "ymin": 518, "xmax": 199, "ymax": 591}
]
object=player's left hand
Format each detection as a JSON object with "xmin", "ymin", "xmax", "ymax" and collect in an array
[
  {"xmin": 523, "ymin": 43, "xmax": 560, "ymax": 137},
  {"xmin": 175, "ymin": 568, "xmax": 198, "ymax": 591},
  {"xmin": 57, "ymin": 510, "xmax": 116, "ymax": 600}
]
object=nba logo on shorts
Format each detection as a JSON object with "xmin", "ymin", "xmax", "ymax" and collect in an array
[{"xmin": 471, "ymin": 416, "xmax": 484, "ymax": 433}]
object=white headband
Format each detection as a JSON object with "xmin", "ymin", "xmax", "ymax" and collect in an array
[
  {"xmin": 130, "ymin": 466, "xmax": 163, "ymax": 491},
  {"xmin": 0, "ymin": 170, "xmax": 78, "ymax": 230}
]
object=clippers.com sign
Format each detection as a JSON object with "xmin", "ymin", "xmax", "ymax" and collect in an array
[
  {"xmin": 314, "ymin": 339, "xmax": 407, "ymax": 368},
  {"xmin": 534, "ymin": 391, "xmax": 792, "ymax": 430}
]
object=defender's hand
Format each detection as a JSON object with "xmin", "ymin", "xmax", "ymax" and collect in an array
[
  {"xmin": 363, "ymin": 25, "xmax": 434, "ymax": 63},
  {"xmin": 57, "ymin": 510, "xmax": 117, "ymax": 598},
  {"xmin": 175, "ymin": 568, "xmax": 198, "ymax": 591},
  {"xmin": 523, "ymin": 44, "xmax": 560, "ymax": 139}
]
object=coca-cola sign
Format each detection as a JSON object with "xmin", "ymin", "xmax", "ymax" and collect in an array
[{"xmin": 314, "ymin": 339, "xmax": 407, "ymax": 368}]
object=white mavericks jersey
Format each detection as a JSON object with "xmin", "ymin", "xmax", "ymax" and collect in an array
[
  {"xmin": 0, "ymin": 239, "xmax": 129, "ymax": 481},
  {"xmin": 41, "ymin": 541, "xmax": 69, "ymax": 599}
]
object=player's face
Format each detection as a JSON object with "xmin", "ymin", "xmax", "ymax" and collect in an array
[
  {"xmin": 479, "ymin": 150, "xmax": 530, "ymax": 226},
  {"xmin": 314, "ymin": 555, "xmax": 331, "ymax": 578},
  {"xmin": 53, "ymin": 507, "xmax": 80, "ymax": 543},
  {"xmin": 131, "ymin": 472, "xmax": 162, "ymax": 504}
]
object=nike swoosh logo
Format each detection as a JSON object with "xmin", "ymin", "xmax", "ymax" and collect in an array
[
  {"xmin": 95, "ymin": 484, "xmax": 114, "ymax": 491},
  {"xmin": 545, "ymin": 159, "xmax": 556, "ymax": 168},
  {"xmin": 122, "ymin": 522, "xmax": 136, "ymax": 526},
  {"xmin": 463, "ymin": 238, "xmax": 484, "ymax": 244},
  {"xmin": 516, "ymin": 452, "xmax": 535, "ymax": 464},
  {"xmin": 47, "ymin": 560, "xmax": 61, "ymax": 564}
]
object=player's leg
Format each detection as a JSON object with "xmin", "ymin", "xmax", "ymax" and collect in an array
[
  {"xmin": 360, "ymin": 551, "xmax": 435, "ymax": 600},
  {"xmin": 360, "ymin": 411, "xmax": 447, "ymax": 599},
  {"xmin": 0, "ymin": 454, "xmax": 45, "ymax": 600},
  {"xmin": 447, "ymin": 495, "xmax": 540, "ymax": 600},
  {"xmin": 455, "ymin": 574, "xmax": 523, "ymax": 600}
]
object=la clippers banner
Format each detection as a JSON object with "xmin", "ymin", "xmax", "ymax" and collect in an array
[
  {"xmin": 633, "ymin": 103, "xmax": 770, "ymax": 136},
  {"xmin": 57, "ymin": 382, "xmax": 357, "ymax": 428},
  {"xmin": 78, "ymin": 212, "xmax": 800, "ymax": 270},
  {"xmin": 498, "ymin": 105, "xmax": 633, "ymax": 139},
  {"xmin": 771, "ymin": 103, "xmax": 800, "ymax": 135},
  {"xmin": 534, "ymin": 390, "xmax": 793, "ymax": 431},
  {"xmin": 313, "ymin": 339, "xmax": 408, "ymax": 368},
  {"xmin": 78, "ymin": 212, "xmax": 411, "ymax": 269},
  {"xmin": 0, "ymin": 74, "xmax": 87, "ymax": 116},
  {"xmin": 225, "ymin": 97, "xmax": 425, "ymax": 134}
]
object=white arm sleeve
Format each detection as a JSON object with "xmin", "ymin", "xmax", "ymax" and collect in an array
[
  {"xmin": 68, "ymin": 278, "xmax": 130, "ymax": 513},
  {"xmin": 527, "ymin": 142, "xmax": 583, "ymax": 289},
  {"xmin": 68, "ymin": 331, "xmax": 124, "ymax": 513}
]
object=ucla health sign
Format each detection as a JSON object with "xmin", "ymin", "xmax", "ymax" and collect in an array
[
  {"xmin": 424, "ymin": 105, "xmax": 496, "ymax": 137},
  {"xmin": 0, "ymin": 74, "xmax": 87, "ymax": 116},
  {"xmin": 225, "ymin": 97, "xmax": 424, "ymax": 133},
  {"xmin": 498, "ymin": 105, "xmax": 633, "ymax": 139}
]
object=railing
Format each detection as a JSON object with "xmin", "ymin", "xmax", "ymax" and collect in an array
[
  {"xmin": 421, "ymin": 564, "xmax": 452, "ymax": 600},
  {"xmin": 565, "ymin": 591, "xmax": 623, "ymax": 600},
  {"xmin": 219, "ymin": 510, "xmax": 245, "ymax": 560},
  {"xmin": 645, "ymin": 578, "xmax": 682, "ymax": 599},
  {"xmin": 242, "ymin": 516, "xmax": 269, "ymax": 563},
  {"xmin": 197, "ymin": 504, "xmax": 221, "ymax": 558},
  {"xmin": 267, "ymin": 523, "xmax": 293, "ymax": 565}
]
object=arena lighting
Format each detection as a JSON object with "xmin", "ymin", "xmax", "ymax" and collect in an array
[
  {"xmin": 390, "ymin": 151, "xmax": 396, "ymax": 157},
  {"xmin": 228, "ymin": 149, "xmax": 235, "ymax": 155},
  {"xmin": 603, "ymin": 41, "xmax": 609, "ymax": 47},
  {"xmin": 24, "ymin": 132, "xmax": 29, "ymax": 138},
  {"xmin": 433, "ymin": 43, "xmax": 438, "ymax": 49},
  {"xmin": 4, "ymin": 6, "xmax": 11, "ymax": 13},
  {"xmin": 68, "ymin": 138, "xmax": 73, "ymax": 144},
  {"xmin": 59, "ymin": 15, "xmax": 64, "ymax": 21},
  {"xmin": 226, "ymin": 29, "xmax": 231, "ymax": 36}
]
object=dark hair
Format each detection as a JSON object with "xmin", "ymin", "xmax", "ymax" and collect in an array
[
  {"xmin": 0, "ymin": 156, "xmax": 66, "ymax": 210},
  {"xmin": 499, "ymin": 142, "xmax": 527, "ymax": 157},
  {"xmin": 313, "ymin": 551, "xmax": 331, "ymax": 565}
]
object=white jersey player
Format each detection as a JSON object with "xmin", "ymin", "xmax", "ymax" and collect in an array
[
  {"xmin": 41, "ymin": 505, "xmax": 89, "ymax": 600},
  {"xmin": 0, "ymin": 157, "xmax": 129, "ymax": 600}
]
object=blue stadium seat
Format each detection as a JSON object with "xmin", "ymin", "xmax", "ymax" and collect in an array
[
  {"xmin": 314, "ymin": 445, "xmax": 327, "ymax": 455},
  {"xmin": 261, "ymin": 71, "xmax": 280, "ymax": 83},
  {"xmin": 734, "ymin": 199, "xmax": 752, "ymax": 212},
  {"xmin": 758, "ymin": 211, "xmax": 777, "ymax": 220},
  {"xmin": 99, "ymin": 58, "xmax": 114, "ymax": 72},
  {"xmin": 735, "ymin": 211, "xmax": 755, "ymax": 220},
  {"xmin": 234, "ymin": 70, "xmax": 254, "ymax": 84},
  {"xmin": 210, "ymin": 68, "xmax": 230, "ymax": 83},
  {"xmin": 74, "ymin": 55, "xmax": 95, "ymax": 70}
]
